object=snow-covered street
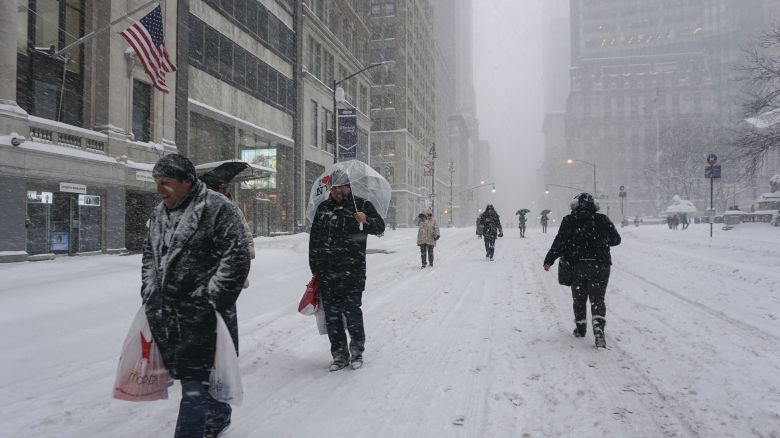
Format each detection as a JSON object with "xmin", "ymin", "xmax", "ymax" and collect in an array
[{"xmin": 1, "ymin": 224, "xmax": 779, "ymax": 437}]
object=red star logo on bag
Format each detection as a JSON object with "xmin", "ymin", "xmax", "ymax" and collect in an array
[{"xmin": 140, "ymin": 332, "xmax": 153, "ymax": 359}]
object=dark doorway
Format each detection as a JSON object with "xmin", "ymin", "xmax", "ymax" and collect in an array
[{"xmin": 126, "ymin": 191, "xmax": 159, "ymax": 252}]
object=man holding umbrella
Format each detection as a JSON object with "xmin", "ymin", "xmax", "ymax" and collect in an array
[
  {"xmin": 308, "ymin": 164, "xmax": 387, "ymax": 371},
  {"xmin": 516, "ymin": 209, "xmax": 530, "ymax": 238}
]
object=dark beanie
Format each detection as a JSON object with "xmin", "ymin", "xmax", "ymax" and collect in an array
[{"xmin": 153, "ymin": 154, "xmax": 196, "ymax": 182}]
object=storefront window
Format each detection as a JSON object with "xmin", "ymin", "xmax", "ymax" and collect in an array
[{"xmin": 189, "ymin": 112, "xmax": 235, "ymax": 165}]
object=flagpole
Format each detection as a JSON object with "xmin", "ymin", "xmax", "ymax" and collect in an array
[{"xmin": 54, "ymin": 0, "xmax": 159, "ymax": 57}]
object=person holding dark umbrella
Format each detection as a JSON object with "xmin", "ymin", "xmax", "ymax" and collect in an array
[{"xmin": 199, "ymin": 162, "xmax": 256, "ymax": 289}]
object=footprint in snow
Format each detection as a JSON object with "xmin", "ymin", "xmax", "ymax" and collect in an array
[{"xmin": 453, "ymin": 416, "xmax": 465, "ymax": 426}]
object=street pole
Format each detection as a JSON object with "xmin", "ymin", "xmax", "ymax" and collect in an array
[
  {"xmin": 430, "ymin": 143, "xmax": 436, "ymax": 215},
  {"xmin": 449, "ymin": 161, "xmax": 454, "ymax": 227},
  {"xmin": 332, "ymin": 79, "xmax": 338, "ymax": 164},
  {"xmin": 710, "ymin": 177, "xmax": 714, "ymax": 238}
]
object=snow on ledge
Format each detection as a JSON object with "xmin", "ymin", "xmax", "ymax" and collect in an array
[{"xmin": 188, "ymin": 98, "xmax": 294, "ymax": 145}]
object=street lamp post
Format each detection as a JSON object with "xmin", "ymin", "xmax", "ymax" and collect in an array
[
  {"xmin": 332, "ymin": 62, "xmax": 389, "ymax": 163},
  {"xmin": 448, "ymin": 161, "xmax": 454, "ymax": 227},
  {"xmin": 566, "ymin": 158, "xmax": 597, "ymax": 196},
  {"xmin": 430, "ymin": 143, "xmax": 436, "ymax": 215}
]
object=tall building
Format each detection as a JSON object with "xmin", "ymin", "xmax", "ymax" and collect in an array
[
  {"xmin": 431, "ymin": 0, "xmax": 484, "ymax": 226},
  {"xmin": 300, "ymin": 0, "xmax": 372, "ymax": 217},
  {"xmin": 565, "ymin": 0, "xmax": 770, "ymax": 217},
  {"xmin": 369, "ymin": 0, "xmax": 436, "ymax": 226},
  {"xmin": 0, "ymin": 0, "xmax": 299, "ymax": 262},
  {"xmin": 185, "ymin": 0, "xmax": 298, "ymax": 237}
]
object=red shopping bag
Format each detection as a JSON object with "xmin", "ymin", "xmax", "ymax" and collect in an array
[
  {"xmin": 298, "ymin": 275, "xmax": 319, "ymax": 315},
  {"xmin": 113, "ymin": 306, "xmax": 169, "ymax": 402}
]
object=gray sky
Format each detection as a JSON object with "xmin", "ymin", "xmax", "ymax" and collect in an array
[{"xmin": 473, "ymin": 0, "xmax": 568, "ymax": 220}]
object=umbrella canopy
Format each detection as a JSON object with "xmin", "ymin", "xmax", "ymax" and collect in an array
[
  {"xmin": 197, "ymin": 161, "xmax": 249, "ymax": 190},
  {"xmin": 516, "ymin": 209, "xmax": 530, "ymax": 215},
  {"xmin": 305, "ymin": 160, "xmax": 392, "ymax": 230},
  {"xmin": 541, "ymin": 209, "xmax": 552, "ymax": 216},
  {"xmin": 665, "ymin": 195, "xmax": 697, "ymax": 214}
]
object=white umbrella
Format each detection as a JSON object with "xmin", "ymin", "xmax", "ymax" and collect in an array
[
  {"xmin": 305, "ymin": 160, "xmax": 392, "ymax": 231},
  {"xmin": 665, "ymin": 195, "xmax": 697, "ymax": 214}
]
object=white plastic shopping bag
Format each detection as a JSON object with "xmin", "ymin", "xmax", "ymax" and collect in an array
[
  {"xmin": 314, "ymin": 296, "xmax": 327, "ymax": 335},
  {"xmin": 113, "ymin": 306, "xmax": 169, "ymax": 402},
  {"xmin": 209, "ymin": 312, "xmax": 243, "ymax": 405}
]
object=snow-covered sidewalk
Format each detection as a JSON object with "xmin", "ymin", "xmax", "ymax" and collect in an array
[{"xmin": 0, "ymin": 224, "xmax": 778, "ymax": 437}]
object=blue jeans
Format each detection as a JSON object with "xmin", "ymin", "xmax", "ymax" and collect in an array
[{"xmin": 174, "ymin": 380, "xmax": 232, "ymax": 438}]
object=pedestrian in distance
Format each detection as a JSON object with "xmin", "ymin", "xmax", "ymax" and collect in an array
[
  {"xmin": 308, "ymin": 169, "xmax": 386, "ymax": 371},
  {"xmin": 477, "ymin": 204, "xmax": 503, "ymax": 261},
  {"xmin": 681, "ymin": 213, "xmax": 689, "ymax": 230},
  {"xmin": 540, "ymin": 213, "xmax": 550, "ymax": 233},
  {"xmin": 518, "ymin": 213, "xmax": 527, "ymax": 238},
  {"xmin": 416, "ymin": 209, "xmax": 440, "ymax": 268},
  {"xmin": 142, "ymin": 154, "xmax": 251, "ymax": 438},
  {"xmin": 543, "ymin": 193, "xmax": 621, "ymax": 348}
]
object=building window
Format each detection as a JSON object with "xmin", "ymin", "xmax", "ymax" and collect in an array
[
  {"xmin": 384, "ymin": 23, "xmax": 395, "ymax": 38},
  {"xmin": 311, "ymin": 100, "xmax": 319, "ymax": 146},
  {"xmin": 190, "ymin": 16, "xmax": 294, "ymax": 114},
  {"xmin": 384, "ymin": 0, "xmax": 395, "ymax": 16},
  {"xmin": 384, "ymin": 117, "xmax": 395, "ymax": 130},
  {"xmin": 132, "ymin": 80, "xmax": 153, "ymax": 142},
  {"xmin": 371, "ymin": 0, "xmax": 381, "ymax": 17}
]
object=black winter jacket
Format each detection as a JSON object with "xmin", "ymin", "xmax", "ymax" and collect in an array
[
  {"xmin": 544, "ymin": 207, "xmax": 621, "ymax": 266},
  {"xmin": 309, "ymin": 193, "xmax": 385, "ymax": 291},
  {"xmin": 478, "ymin": 211, "xmax": 503, "ymax": 238},
  {"xmin": 142, "ymin": 181, "xmax": 250, "ymax": 381}
]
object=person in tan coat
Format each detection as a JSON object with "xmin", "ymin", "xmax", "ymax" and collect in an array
[{"xmin": 416, "ymin": 209, "xmax": 440, "ymax": 268}]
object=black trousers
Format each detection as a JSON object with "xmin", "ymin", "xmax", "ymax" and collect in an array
[
  {"xmin": 420, "ymin": 244, "xmax": 434, "ymax": 265},
  {"xmin": 570, "ymin": 262, "xmax": 610, "ymax": 331},
  {"xmin": 519, "ymin": 224, "xmax": 525, "ymax": 237},
  {"xmin": 484, "ymin": 236, "xmax": 496, "ymax": 257},
  {"xmin": 319, "ymin": 284, "xmax": 365, "ymax": 361}
]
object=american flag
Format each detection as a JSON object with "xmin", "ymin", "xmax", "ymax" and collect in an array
[{"xmin": 120, "ymin": 4, "xmax": 176, "ymax": 93}]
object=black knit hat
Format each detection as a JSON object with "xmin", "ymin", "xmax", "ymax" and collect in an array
[{"xmin": 152, "ymin": 154, "xmax": 196, "ymax": 182}]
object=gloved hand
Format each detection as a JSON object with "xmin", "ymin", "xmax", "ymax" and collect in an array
[
  {"xmin": 498, "ymin": 232, "xmax": 503, "ymax": 238},
  {"xmin": 434, "ymin": 235, "xmax": 440, "ymax": 241}
]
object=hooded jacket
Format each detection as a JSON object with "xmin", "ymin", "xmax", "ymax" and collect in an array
[
  {"xmin": 141, "ymin": 181, "xmax": 250, "ymax": 381},
  {"xmin": 308, "ymin": 192, "xmax": 385, "ymax": 291},
  {"xmin": 415, "ymin": 212, "xmax": 440, "ymax": 246},
  {"xmin": 544, "ymin": 204, "xmax": 621, "ymax": 266}
]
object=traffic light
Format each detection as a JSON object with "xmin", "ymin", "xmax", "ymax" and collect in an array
[
  {"xmin": 544, "ymin": 187, "xmax": 550, "ymax": 195},
  {"xmin": 491, "ymin": 184, "xmax": 496, "ymax": 193}
]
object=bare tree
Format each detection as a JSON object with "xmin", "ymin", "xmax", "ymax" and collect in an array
[{"xmin": 734, "ymin": 22, "xmax": 780, "ymax": 176}]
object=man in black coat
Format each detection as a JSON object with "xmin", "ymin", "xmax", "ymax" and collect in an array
[
  {"xmin": 309, "ymin": 172, "xmax": 385, "ymax": 371},
  {"xmin": 142, "ymin": 154, "xmax": 250, "ymax": 438},
  {"xmin": 477, "ymin": 204, "xmax": 503, "ymax": 260},
  {"xmin": 543, "ymin": 193, "xmax": 620, "ymax": 348}
]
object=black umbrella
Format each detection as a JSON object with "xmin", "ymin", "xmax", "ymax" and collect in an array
[
  {"xmin": 199, "ymin": 161, "xmax": 250, "ymax": 190},
  {"xmin": 541, "ymin": 209, "xmax": 552, "ymax": 216},
  {"xmin": 516, "ymin": 209, "xmax": 530, "ymax": 215}
]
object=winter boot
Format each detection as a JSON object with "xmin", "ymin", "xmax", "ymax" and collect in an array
[
  {"xmin": 573, "ymin": 322, "xmax": 586, "ymax": 338},
  {"xmin": 329, "ymin": 358, "xmax": 349, "ymax": 371},
  {"xmin": 593, "ymin": 316, "xmax": 606, "ymax": 348},
  {"xmin": 350, "ymin": 355, "xmax": 363, "ymax": 370},
  {"xmin": 329, "ymin": 353, "xmax": 350, "ymax": 371},
  {"xmin": 204, "ymin": 418, "xmax": 231, "ymax": 438}
]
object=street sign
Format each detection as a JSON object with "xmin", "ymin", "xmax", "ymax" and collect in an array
[
  {"xmin": 705, "ymin": 163, "xmax": 721, "ymax": 178},
  {"xmin": 618, "ymin": 185, "xmax": 627, "ymax": 198},
  {"xmin": 337, "ymin": 108, "xmax": 358, "ymax": 159},
  {"xmin": 707, "ymin": 153, "xmax": 718, "ymax": 165}
]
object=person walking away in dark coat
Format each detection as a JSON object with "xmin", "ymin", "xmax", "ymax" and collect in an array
[
  {"xmin": 681, "ymin": 213, "xmax": 689, "ymax": 230},
  {"xmin": 142, "ymin": 154, "xmax": 250, "ymax": 438},
  {"xmin": 543, "ymin": 193, "xmax": 620, "ymax": 348},
  {"xmin": 518, "ymin": 213, "xmax": 527, "ymax": 238},
  {"xmin": 477, "ymin": 205, "xmax": 503, "ymax": 260},
  {"xmin": 540, "ymin": 213, "xmax": 549, "ymax": 233},
  {"xmin": 416, "ymin": 209, "xmax": 440, "ymax": 268},
  {"xmin": 309, "ymin": 172, "xmax": 385, "ymax": 371}
]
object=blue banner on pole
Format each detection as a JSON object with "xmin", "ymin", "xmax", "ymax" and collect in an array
[{"xmin": 338, "ymin": 108, "xmax": 358, "ymax": 159}]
